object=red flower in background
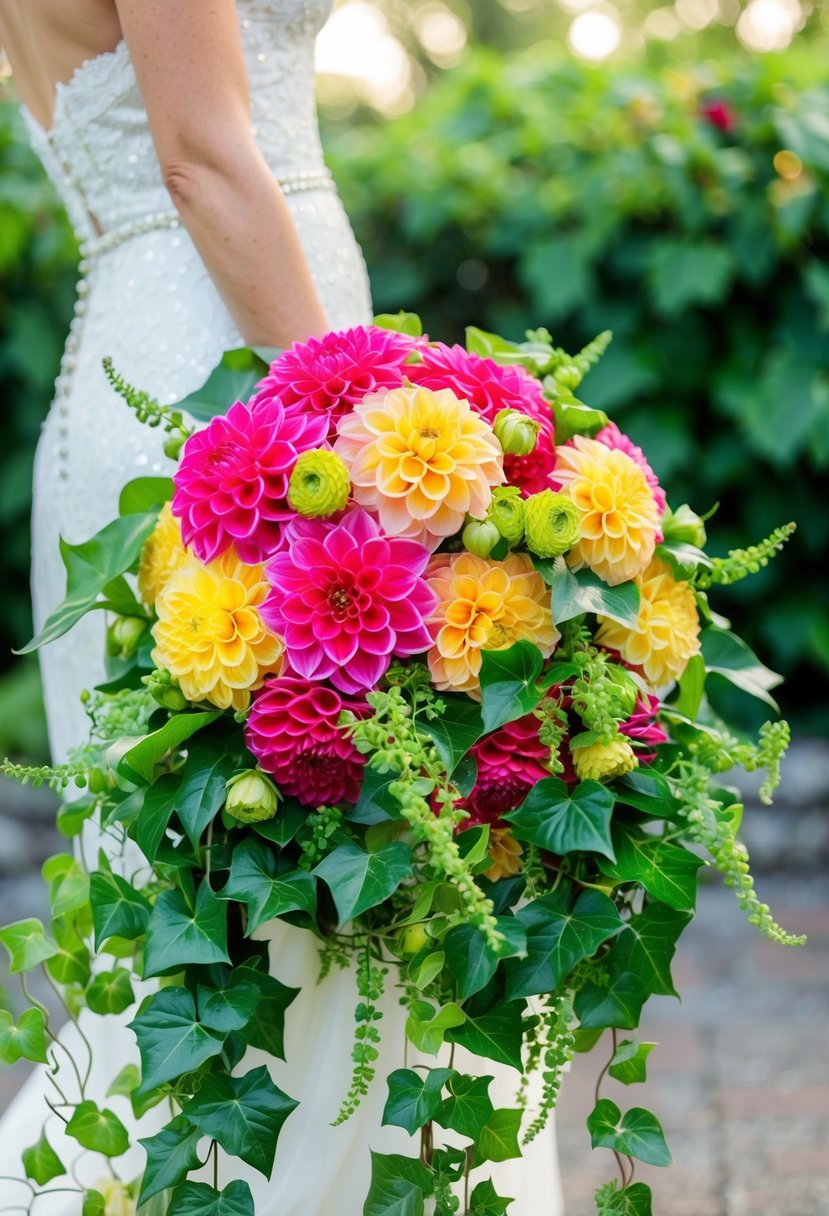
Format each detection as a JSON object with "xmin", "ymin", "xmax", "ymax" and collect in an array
[{"xmin": 701, "ymin": 98, "xmax": 737, "ymax": 134}]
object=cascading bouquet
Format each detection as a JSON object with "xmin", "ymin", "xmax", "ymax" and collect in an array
[{"xmin": 1, "ymin": 314, "xmax": 804, "ymax": 1216}]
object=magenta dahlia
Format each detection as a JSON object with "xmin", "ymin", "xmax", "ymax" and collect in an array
[
  {"xmin": 250, "ymin": 325, "xmax": 417, "ymax": 438},
  {"xmin": 594, "ymin": 422, "xmax": 667, "ymax": 520},
  {"xmin": 620, "ymin": 694, "xmax": 668, "ymax": 762},
  {"xmin": 246, "ymin": 676, "xmax": 367, "ymax": 806},
  {"xmin": 459, "ymin": 714, "xmax": 551, "ymax": 828},
  {"xmin": 172, "ymin": 399, "xmax": 328, "ymax": 564},
  {"xmin": 263, "ymin": 507, "xmax": 436, "ymax": 695},
  {"xmin": 406, "ymin": 343, "xmax": 556, "ymax": 495}
]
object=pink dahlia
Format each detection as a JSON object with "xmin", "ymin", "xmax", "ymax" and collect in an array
[
  {"xmin": 246, "ymin": 676, "xmax": 367, "ymax": 806},
  {"xmin": 263, "ymin": 507, "xmax": 436, "ymax": 695},
  {"xmin": 620, "ymin": 693, "xmax": 668, "ymax": 762},
  {"xmin": 250, "ymin": 326, "xmax": 417, "ymax": 438},
  {"xmin": 594, "ymin": 422, "xmax": 667, "ymax": 520},
  {"xmin": 407, "ymin": 343, "xmax": 556, "ymax": 495},
  {"xmin": 459, "ymin": 714, "xmax": 551, "ymax": 828},
  {"xmin": 172, "ymin": 400, "xmax": 328, "ymax": 564}
]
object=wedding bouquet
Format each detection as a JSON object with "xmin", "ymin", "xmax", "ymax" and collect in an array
[{"xmin": 1, "ymin": 315, "xmax": 804, "ymax": 1216}]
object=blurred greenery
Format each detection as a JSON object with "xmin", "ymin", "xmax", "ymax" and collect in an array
[{"xmin": 0, "ymin": 32, "xmax": 827, "ymax": 758}]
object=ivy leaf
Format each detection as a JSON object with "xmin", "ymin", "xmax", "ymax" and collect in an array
[
  {"xmin": 198, "ymin": 981, "xmax": 260, "ymax": 1034},
  {"xmin": 419, "ymin": 694, "xmax": 485, "ymax": 771},
  {"xmin": 599, "ymin": 825, "xmax": 702, "ymax": 911},
  {"xmin": 505, "ymin": 886, "xmax": 624, "ymax": 1001},
  {"xmin": 233, "ymin": 964, "xmax": 299, "ymax": 1061},
  {"xmin": 551, "ymin": 563, "xmax": 640, "ymax": 629},
  {"xmin": 609, "ymin": 1038, "xmax": 657, "ymax": 1085},
  {"xmin": 478, "ymin": 642, "xmax": 545, "ymax": 732},
  {"xmin": 134, "ymin": 774, "xmax": 181, "ymax": 863},
  {"xmin": 435, "ymin": 1073, "xmax": 495, "ymax": 1141},
  {"xmin": 21, "ymin": 1129, "xmax": 65, "ymax": 1185},
  {"xmin": 47, "ymin": 915, "xmax": 91, "ymax": 985},
  {"xmin": 314, "ymin": 839, "xmax": 412, "ymax": 925},
  {"xmin": 86, "ymin": 968, "xmax": 135, "ymax": 1016},
  {"xmin": 406, "ymin": 1001, "xmax": 467, "ymax": 1056},
  {"xmin": 222, "ymin": 838, "xmax": 317, "ymax": 934},
  {"xmin": 587, "ymin": 1099, "xmax": 672, "ymax": 1167},
  {"xmin": 184, "ymin": 1065, "xmax": 298, "ymax": 1177},
  {"xmin": 17, "ymin": 513, "xmax": 157, "ymax": 653},
  {"xmin": 365, "ymin": 1152, "xmax": 434, "ymax": 1216},
  {"xmin": 176, "ymin": 737, "xmax": 248, "ymax": 847},
  {"xmin": 472, "ymin": 1108, "xmax": 523, "ymax": 1165},
  {"xmin": 130, "ymin": 986, "xmax": 226, "ymax": 1094},
  {"xmin": 447, "ymin": 1003, "xmax": 524, "ymax": 1072},
  {"xmin": 107, "ymin": 1063, "xmax": 163, "ymax": 1119},
  {"xmin": 647, "ymin": 238, "xmax": 733, "ymax": 316},
  {"xmin": 90, "ymin": 869, "xmax": 151, "ymax": 949},
  {"xmin": 176, "ymin": 348, "xmax": 268, "ymax": 423},
  {"xmin": 505, "ymin": 779, "xmax": 616, "ymax": 861},
  {"xmin": 0, "ymin": 1008, "xmax": 48, "ymax": 1064},
  {"xmin": 138, "ymin": 1116, "xmax": 205, "ymax": 1204},
  {"xmin": 65, "ymin": 1101, "xmax": 130, "ymax": 1157},
  {"xmin": 143, "ymin": 883, "xmax": 230, "ymax": 977},
  {"xmin": 574, "ymin": 971, "xmax": 649, "ymax": 1032},
  {"xmin": 613, "ymin": 769, "xmax": 679, "ymax": 818},
  {"xmin": 252, "ymin": 799, "xmax": 307, "ymax": 846},
  {"xmin": 83, "ymin": 1191, "xmax": 106, "ymax": 1216},
  {"xmin": 119, "ymin": 711, "xmax": 222, "ymax": 785},
  {"xmin": 596, "ymin": 1181, "xmax": 654, "ymax": 1215},
  {"xmin": 349, "ymin": 767, "xmax": 402, "ymax": 825},
  {"xmin": 701, "ymin": 628, "xmax": 783, "ymax": 709},
  {"xmin": 382, "ymin": 1067, "xmax": 455, "ymax": 1135},
  {"xmin": 44, "ymin": 855, "xmax": 90, "ymax": 918},
  {"xmin": 469, "ymin": 1178, "xmax": 514, "ymax": 1215},
  {"xmin": 0, "ymin": 918, "xmax": 59, "ymax": 973},
  {"xmin": 119, "ymin": 475, "xmax": 175, "ymax": 516},
  {"xmin": 168, "ymin": 1181, "xmax": 255, "ymax": 1216},
  {"xmin": 672, "ymin": 654, "xmax": 706, "ymax": 721}
]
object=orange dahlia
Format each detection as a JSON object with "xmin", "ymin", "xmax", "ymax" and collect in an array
[
  {"xmin": 426, "ymin": 552, "xmax": 558, "ymax": 696},
  {"xmin": 553, "ymin": 435, "xmax": 661, "ymax": 586},
  {"xmin": 151, "ymin": 549, "xmax": 283, "ymax": 711}
]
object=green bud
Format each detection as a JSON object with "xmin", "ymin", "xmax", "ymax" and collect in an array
[
  {"xmin": 398, "ymin": 923, "xmax": 430, "ymax": 957},
  {"xmin": 554, "ymin": 364, "xmax": 582, "ymax": 390},
  {"xmin": 462, "ymin": 515, "xmax": 501, "ymax": 558},
  {"xmin": 493, "ymin": 408, "xmax": 540, "ymax": 456},
  {"xmin": 142, "ymin": 668, "xmax": 189, "ymax": 712},
  {"xmin": 604, "ymin": 665, "xmax": 639, "ymax": 718},
  {"xmin": 488, "ymin": 486, "xmax": 525, "ymax": 546},
  {"xmin": 225, "ymin": 770, "xmax": 280, "ymax": 824},
  {"xmin": 106, "ymin": 615, "xmax": 146, "ymax": 659},
  {"xmin": 661, "ymin": 503, "xmax": 707, "ymax": 548},
  {"xmin": 524, "ymin": 490, "xmax": 581, "ymax": 558},
  {"xmin": 163, "ymin": 434, "xmax": 187, "ymax": 461},
  {"xmin": 288, "ymin": 449, "xmax": 351, "ymax": 517}
]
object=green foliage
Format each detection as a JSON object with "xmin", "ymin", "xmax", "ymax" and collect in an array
[
  {"xmin": 168, "ymin": 1182, "xmax": 255, "ymax": 1216},
  {"xmin": 21, "ymin": 1129, "xmax": 65, "ymax": 1186},
  {"xmin": 505, "ymin": 779, "xmax": 616, "ymax": 860},
  {"xmin": 184, "ymin": 1066, "xmax": 298, "ymax": 1176},
  {"xmin": 587, "ymin": 1099, "xmax": 672, "ymax": 1167}
]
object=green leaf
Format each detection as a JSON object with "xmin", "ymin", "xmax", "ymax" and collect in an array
[
  {"xmin": 21, "ymin": 1129, "xmax": 65, "ymax": 1185},
  {"xmin": 406, "ymin": 1000, "xmax": 466, "ymax": 1056},
  {"xmin": 184, "ymin": 1065, "xmax": 298, "ymax": 1178},
  {"xmin": 614, "ymin": 769, "xmax": 678, "ymax": 817},
  {"xmin": 672, "ymin": 654, "xmax": 706, "ymax": 720},
  {"xmin": 408, "ymin": 949, "xmax": 445, "ymax": 991},
  {"xmin": 198, "ymin": 981, "xmax": 260, "ymax": 1034},
  {"xmin": 447, "ymin": 1003, "xmax": 524, "ymax": 1072},
  {"xmin": 549, "ymin": 396, "xmax": 609, "ymax": 445},
  {"xmin": 574, "ymin": 971, "xmax": 649, "ymax": 1031},
  {"xmin": 647, "ymin": 239, "xmax": 733, "ymax": 316},
  {"xmin": 86, "ymin": 968, "xmax": 135, "ymax": 1016},
  {"xmin": 18, "ymin": 513, "xmax": 157, "ymax": 653},
  {"xmin": 119, "ymin": 476, "xmax": 175, "ymax": 516},
  {"xmin": 365, "ymin": 1152, "xmax": 433, "ymax": 1216},
  {"xmin": 66, "ymin": 1101, "xmax": 130, "ymax": 1157},
  {"xmin": 47, "ymin": 915, "xmax": 91, "ymax": 985},
  {"xmin": 83, "ymin": 1191, "xmax": 106, "ymax": 1216},
  {"xmin": 0, "ymin": 1007, "xmax": 48, "ymax": 1064},
  {"xmin": 444, "ymin": 925, "xmax": 499, "ymax": 1000},
  {"xmin": 609, "ymin": 1038, "xmax": 657, "ymax": 1085},
  {"xmin": 505, "ymin": 886, "xmax": 624, "ymax": 1001},
  {"xmin": 473, "ymin": 1108, "xmax": 523, "ymax": 1165},
  {"xmin": 222, "ymin": 838, "xmax": 317, "ymax": 934},
  {"xmin": 551, "ymin": 563, "xmax": 640, "ymax": 629},
  {"xmin": 469, "ymin": 1178, "xmax": 513, "ymax": 1216},
  {"xmin": 419, "ymin": 694, "xmax": 485, "ymax": 772},
  {"xmin": 599, "ymin": 825, "xmax": 702, "ymax": 911},
  {"xmin": 597, "ymin": 1181, "xmax": 654, "ymax": 1215},
  {"xmin": 107, "ymin": 1062, "xmax": 163, "ymax": 1118},
  {"xmin": 144, "ymin": 882, "xmax": 230, "ymax": 977},
  {"xmin": 587, "ymin": 1099, "xmax": 672, "ymax": 1167},
  {"xmin": 138, "ymin": 1116, "xmax": 205, "ymax": 1204},
  {"xmin": 0, "ymin": 918, "xmax": 59, "ymax": 973},
  {"xmin": 44, "ymin": 855, "xmax": 90, "ymax": 918},
  {"xmin": 234, "ymin": 965, "xmax": 299, "ymax": 1061},
  {"xmin": 168, "ymin": 1181, "xmax": 255, "ymax": 1216},
  {"xmin": 382, "ymin": 1067, "xmax": 455, "ymax": 1135},
  {"xmin": 177, "ymin": 348, "xmax": 268, "ymax": 423},
  {"xmin": 350, "ymin": 766, "xmax": 402, "ymax": 825},
  {"xmin": 435, "ymin": 1073, "xmax": 495, "ymax": 1141},
  {"xmin": 130, "ymin": 986, "xmax": 226, "ymax": 1094},
  {"xmin": 505, "ymin": 779, "xmax": 616, "ymax": 861},
  {"xmin": 478, "ymin": 642, "xmax": 544, "ymax": 732},
  {"xmin": 374, "ymin": 311, "xmax": 423, "ymax": 337},
  {"xmin": 90, "ymin": 869, "xmax": 151, "ymax": 949},
  {"xmin": 176, "ymin": 737, "xmax": 247, "ymax": 847},
  {"xmin": 314, "ymin": 839, "xmax": 412, "ymax": 925},
  {"xmin": 119, "ymin": 711, "xmax": 222, "ymax": 785},
  {"xmin": 135, "ymin": 774, "xmax": 181, "ymax": 863},
  {"xmin": 701, "ymin": 628, "xmax": 782, "ymax": 709}
]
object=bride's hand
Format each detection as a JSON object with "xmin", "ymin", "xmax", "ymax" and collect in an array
[{"xmin": 115, "ymin": 0, "xmax": 329, "ymax": 347}]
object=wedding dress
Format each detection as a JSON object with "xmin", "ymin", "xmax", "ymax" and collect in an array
[{"xmin": 2, "ymin": 3, "xmax": 564, "ymax": 1211}]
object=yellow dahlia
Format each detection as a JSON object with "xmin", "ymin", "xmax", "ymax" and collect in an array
[
  {"xmin": 595, "ymin": 557, "xmax": 701, "ymax": 687},
  {"xmin": 553, "ymin": 436, "xmax": 660, "ymax": 586},
  {"xmin": 485, "ymin": 828, "xmax": 524, "ymax": 882},
  {"xmin": 151, "ymin": 549, "xmax": 283, "ymax": 711},
  {"xmin": 334, "ymin": 383, "xmax": 504, "ymax": 548},
  {"xmin": 426, "ymin": 552, "xmax": 559, "ymax": 696},
  {"xmin": 138, "ymin": 502, "xmax": 190, "ymax": 608}
]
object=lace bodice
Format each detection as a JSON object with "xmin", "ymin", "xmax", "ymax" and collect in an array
[{"xmin": 23, "ymin": 0, "xmax": 334, "ymax": 242}]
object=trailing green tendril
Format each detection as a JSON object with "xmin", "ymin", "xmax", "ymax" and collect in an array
[
  {"xmin": 299, "ymin": 805, "xmax": 344, "ymax": 869},
  {"xmin": 0, "ymin": 758, "xmax": 88, "ymax": 792},
  {"xmin": 102, "ymin": 356, "xmax": 192, "ymax": 442},
  {"xmin": 695, "ymin": 522, "xmax": 795, "ymax": 588},
  {"xmin": 333, "ymin": 943, "xmax": 386, "ymax": 1125},
  {"xmin": 523, "ymin": 995, "xmax": 575, "ymax": 1144}
]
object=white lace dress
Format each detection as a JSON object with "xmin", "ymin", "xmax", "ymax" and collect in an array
[{"xmin": 2, "ymin": 3, "xmax": 564, "ymax": 1211}]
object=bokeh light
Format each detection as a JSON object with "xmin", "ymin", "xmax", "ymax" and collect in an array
[
  {"xmin": 737, "ymin": 0, "xmax": 803, "ymax": 49},
  {"xmin": 568, "ymin": 9, "xmax": 624, "ymax": 57},
  {"xmin": 315, "ymin": 1, "xmax": 414, "ymax": 113}
]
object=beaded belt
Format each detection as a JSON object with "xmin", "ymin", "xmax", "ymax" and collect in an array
[{"xmin": 78, "ymin": 167, "xmax": 336, "ymax": 262}]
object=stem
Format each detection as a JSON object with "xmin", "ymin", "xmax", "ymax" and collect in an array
[
  {"xmin": 594, "ymin": 1029, "xmax": 628, "ymax": 1190},
  {"xmin": 213, "ymin": 1139, "xmax": 219, "ymax": 1190},
  {"xmin": 205, "ymin": 820, "xmax": 214, "ymax": 881},
  {"xmin": 463, "ymin": 1147, "xmax": 473, "ymax": 1213},
  {"xmin": 20, "ymin": 973, "xmax": 87, "ymax": 1101},
  {"xmin": 41, "ymin": 968, "xmax": 95, "ymax": 1092}
]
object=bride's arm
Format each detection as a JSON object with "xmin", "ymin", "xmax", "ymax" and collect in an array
[{"xmin": 115, "ymin": 0, "xmax": 329, "ymax": 347}]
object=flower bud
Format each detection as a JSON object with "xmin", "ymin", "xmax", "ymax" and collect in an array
[
  {"xmin": 288, "ymin": 449, "xmax": 350, "ymax": 517},
  {"xmin": 106, "ymin": 615, "xmax": 146, "ymax": 659},
  {"xmin": 572, "ymin": 736, "xmax": 638, "ymax": 783},
  {"xmin": 605, "ymin": 665, "xmax": 639, "ymax": 719},
  {"xmin": 399, "ymin": 923, "xmax": 430, "ymax": 957},
  {"xmin": 142, "ymin": 668, "xmax": 189, "ymax": 712},
  {"xmin": 488, "ymin": 486, "xmax": 525, "ymax": 546},
  {"xmin": 661, "ymin": 503, "xmax": 707, "ymax": 549},
  {"xmin": 462, "ymin": 516, "xmax": 501, "ymax": 559},
  {"xmin": 163, "ymin": 434, "xmax": 187, "ymax": 461},
  {"xmin": 493, "ymin": 409, "xmax": 540, "ymax": 457},
  {"xmin": 524, "ymin": 490, "xmax": 581, "ymax": 558},
  {"xmin": 225, "ymin": 770, "xmax": 280, "ymax": 824}
]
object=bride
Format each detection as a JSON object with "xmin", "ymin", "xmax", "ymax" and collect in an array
[{"xmin": 0, "ymin": 1, "xmax": 563, "ymax": 1211}]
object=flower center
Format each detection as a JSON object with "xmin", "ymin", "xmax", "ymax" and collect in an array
[
  {"xmin": 329, "ymin": 586, "xmax": 353, "ymax": 613},
  {"xmin": 419, "ymin": 427, "xmax": 440, "ymax": 439}
]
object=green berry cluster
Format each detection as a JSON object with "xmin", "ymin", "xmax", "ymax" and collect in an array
[
  {"xmin": 333, "ymin": 945, "xmax": 387, "ymax": 1125},
  {"xmin": 299, "ymin": 805, "xmax": 344, "ymax": 869},
  {"xmin": 0, "ymin": 758, "xmax": 88, "ymax": 793},
  {"xmin": 569, "ymin": 650, "xmax": 635, "ymax": 743},
  {"xmin": 695, "ymin": 522, "xmax": 795, "ymax": 589},
  {"xmin": 523, "ymin": 995, "xmax": 576, "ymax": 1144}
]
